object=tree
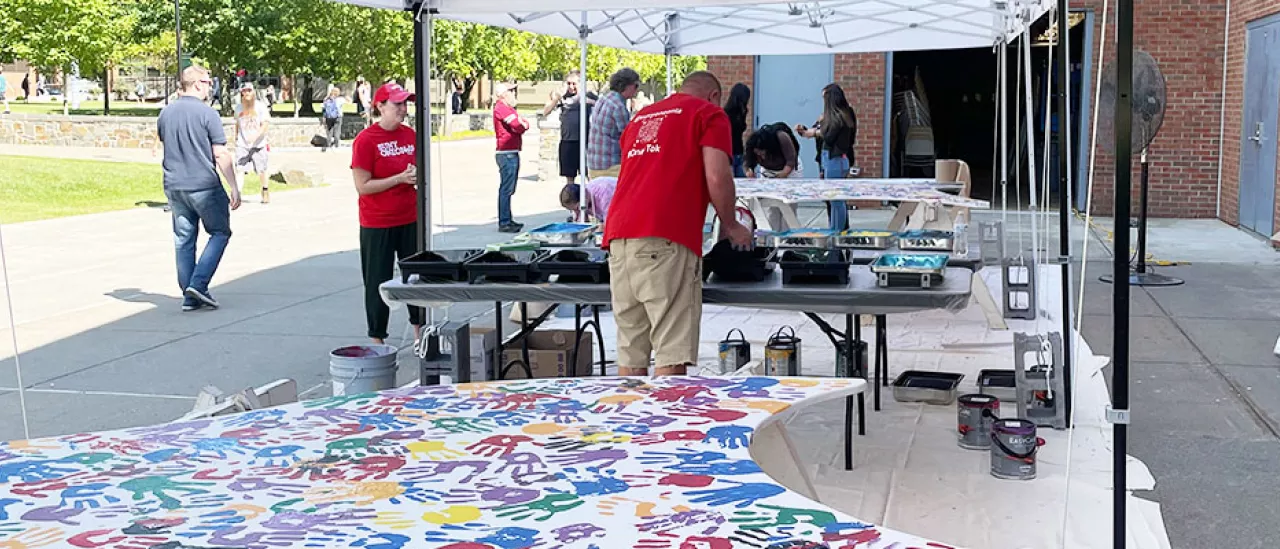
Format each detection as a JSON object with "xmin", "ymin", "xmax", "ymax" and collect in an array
[
  {"xmin": 2, "ymin": 0, "xmax": 136, "ymax": 112},
  {"xmin": 432, "ymin": 20, "xmax": 538, "ymax": 109}
]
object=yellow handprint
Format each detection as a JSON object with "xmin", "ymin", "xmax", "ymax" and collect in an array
[
  {"xmin": 304, "ymin": 481, "xmax": 404, "ymax": 505},
  {"xmin": 375, "ymin": 511, "xmax": 417, "ymax": 529},
  {"xmin": 520, "ymin": 422, "xmax": 566, "ymax": 436},
  {"xmin": 777, "ymin": 378, "xmax": 820, "ymax": 388},
  {"xmin": 406, "ymin": 440, "xmax": 465, "ymax": 461},
  {"xmin": 717, "ymin": 399, "xmax": 791, "ymax": 414},
  {"xmin": 0, "ymin": 527, "xmax": 64, "ymax": 549},
  {"xmin": 422, "ymin": 505, "xmax": 481, "ymax": 525}
]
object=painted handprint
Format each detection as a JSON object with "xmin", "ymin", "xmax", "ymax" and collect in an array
[
  {"xmin": 725, "ymin": 377, "xmax": 780, "ymax": 398},
  {"xmin": 494, "ymin": 452, "xmax": 545, "ymax": 477},
  {"xmin": 478, "ymin": 410, "xmax": 532, "ymax": 427},
  {"xmin": 685, "ymin": 481, "xmax": 785, "ymax": 508},
  {"xmin": 545, "ymin": 448, "xmax": 628, "ymax": 468},
  {"xmin": 590, "ymin": 394, "xmax": 644, "ymax": 414},
  {"xmin": 0, "ymin": 526, "xmax": 65, "ymax": 549},
  {"xmin": 703, "ymin": 425, "xmax": 753, "ymax": 449},
  {"xmin": 250, "ymin": 445, "xmax": 305, "ymax": 467},
  {"xmin": 226, "ymin": 477, "xmax": 309, "ymax": 499},
  {"xmin": 428, "ymin": 417, "xmax": 493, "ymax": 435},
  {"xmin": 347, "ymin": 455, "xmax": 407, "ymax": 481},
  {"xmin": 552, "ymin": 522, "xmax": 606, "ymax": 544},
  {"xmin": 634, "ymin": 430, "xmax": 707, "ymax": 446},
  {"xmin": 476, "ymin": 526, "xmax": 540, "ymax": 548},
  {"xmin": 300, "ymin": 408, "xmax": 363, "ymax": 424},
  {"xmin": 367, "ymin": 430, "xmax": 426, "ymax": 454},
  {"xmin": 358, "ymin": 413, "xmax": 416, "ymax": 431},
  {"xmin": 57, "ymin": 483, "xmax": 121, "ymax": 509},
  {"xmin": 493, "ymin": 492, "xmax": 584, "ymax": 521},
  {"xmin": 405, "ymin": 441, "xmax": 465, "ymax": 461},
  {"xmin": 467, "ymin": 435, "xmax": 533, "ymax": 457},
  {"xmin": 637, "ymin": 509, "xmax": 727, "ymax": 534},
  {"xmin": 605, "ymin": 411, "xmax": 678, "ymax": 429},
  {"xmin": 223, "ymin": 408, "xmax": 287, "ymax": 428},
  {"xmin": 118, "ymin": 475, "xmax": 214, "ymax": 510},
  {"xmin": 556, "ymin": 467, "xmax": 629, "ymax": 497},
  {"xmin": 400, "ymin": 460, "xmax": 490, "ymax": 484},
  {"xmin": 537, "ymin": 399, "xmax": 589, "ymax": 423},
  {"xmin": 729, "ymin": 504, "xmax": 839, "ymax": 532}
]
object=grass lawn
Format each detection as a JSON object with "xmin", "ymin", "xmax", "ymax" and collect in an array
[
  {"xmin": 5, "ymin": 99, "xmax": 535, "ymax": 119},
  {"xmin": 0, "ymin": 156, "xmax": 298, "ymax": 224}
]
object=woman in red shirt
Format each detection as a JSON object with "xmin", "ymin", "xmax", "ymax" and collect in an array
[{"xmin": 350, "ymin": 82, "xmax": 423, "ymax": 344}]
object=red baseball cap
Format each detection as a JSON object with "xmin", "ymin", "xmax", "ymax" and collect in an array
[{"xmin": 373, "ymin": 82, "xmax": 415, "ymax": 104}]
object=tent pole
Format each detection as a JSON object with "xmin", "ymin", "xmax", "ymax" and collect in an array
[
  {"xmin": 1000, "ymin": 42, "xmax": 1008, "ymax": 239},
  {"xmin": 1056, "ymin": 0, "xmax": 1074, "ymax": 425},
  {"xmin": 666, "ymin": 54, "xmax": 673, "ymax": 96},
  {"xmin": 578, "ymin": 11, "xmax": 589, "ymax": 222},
  {"xmin": 1113, "ymin": 0, "xmax": 1134, "ymax": 546},
  {"xmin": 413, "ymin": 4, "xmax": 434, "ymax": 251},
  {"xmin": 1022, "ymin": 28, "xmax": 1040, "ymax": 312}
]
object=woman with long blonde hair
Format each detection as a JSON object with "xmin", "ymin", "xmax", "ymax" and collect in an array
[{"xmin": 233, "ymin": 82, "xmax": 272, "ymax": 203}]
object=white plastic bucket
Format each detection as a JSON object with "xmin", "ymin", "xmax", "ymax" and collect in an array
[{"xmin": 329, "ymin": 345, "xmax": 398, "ymax": 396}]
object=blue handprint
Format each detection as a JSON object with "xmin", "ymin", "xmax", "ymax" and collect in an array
[
  {"xmin": 686, "ymin": 481, "xmax": 785, "ymax": 508},
  {"xmin": 557, "ymin": 467, "xmax": 629, "ymax": 497},
  {"xmin": 142, "ymin": 448, "xmax": 182, "ymax": 463},
  {"xmin": 538, "ymin": 399, "xmax": 588, "ymax": 423},
  {"xmin": 479, "ymin": 410, "xmax": 532, "ymax": 427},
  {"xmin": 353, "ymin": 532, "xmax": 412, "ymax": 549},
  {"xmin": 358, "ymin": 413, "xmax": 414, "ymax": 431},
  {"xmin": 402, "ymin": 396, "xmax": 447, "ymax": 412},
  {"xmin": 59, "ymin": 483, "xmax": 121, "ymax": 509},
  {"xmin": 477, "ymin": 526, "xmax": 541, "ymax": 549},
  {"xmin": 0, "ymin": 459, "xmax": 75, "ymax": 483},
  {"xmin": 727, "ymin": 377, "xmax": 780, "ymax": 398},
  {"xmin": 638, "ymin": 448, "xmax": 728, "ymax": 466},
  {"xmin": 612, "ymin": 423, "xmax": 651, "ymax": 435},
  {"xmin": 0, "ymin": 497, "xmax": 20, "ymax": 520},
  {"xmin": 677, "ymin": 459, "xmax": 762, "ymax": 476},
  {"xmin": 188, "ymin": 437, "xmax": 248, "ymax": 459},
  {"xmin": 704, "ymin": 425, "xmax": 753, "ymax": 449},
  {"xmin": 250, "ymin": 445, "xmax": 305, "ymax": 467},
  {"xmin": 223, "ymin": 408, "xmax": 287, "ymax": 427}
]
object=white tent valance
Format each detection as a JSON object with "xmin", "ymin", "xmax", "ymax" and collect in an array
[{"xmin": 339, "ymin": 0, "xmax": 1052, "ymax": 55}]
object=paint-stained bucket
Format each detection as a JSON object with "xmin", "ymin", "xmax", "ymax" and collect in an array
[
  {"xmin": 990, "ymin": 418, "xmax": 1043, "ymax": 480},
  {"xmin": 718, "ymin": 329, "xmax": 752, "ymax": 374},
  {"xmin": 957, "ymin": 394, "xmax": 1000, "ymax": 450},
  {"xmin": 763, "ymin": 326, "xmax": 801, "ymax": 376},
  {"xmin": 330, "ymin": 345, "xmax": 398, "ymax": 396}
]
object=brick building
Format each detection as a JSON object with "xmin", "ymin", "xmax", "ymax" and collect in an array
[{"xmin": 708, "ymin": 0, "xmax": 1280, "ymax": 238}]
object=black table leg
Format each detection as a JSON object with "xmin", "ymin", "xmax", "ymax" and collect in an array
[
  {"xmin": 844, "ymin": 313, "xmax": 854, "ymax": 471},
  {"xmin": 592, "ymin": 305, "xmax": 608, "ymax": 376},
  {"xmin": 492, "ymin": 301, "xmax": 503, "ymax": 381},
  {"xmin": 854, "ymin": 316, "xmax": 866, "ymax": 438},
  {"xmin": 875, "ymin": 315, "xmax": 888, "ymax": 410},
  {"xmin": 570, "ymin": 304, "xmax": 583, "ymax": 378}
]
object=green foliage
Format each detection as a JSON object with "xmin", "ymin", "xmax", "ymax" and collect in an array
[{"xmin": 1, "ymin": 0, "xmax": 135, "ymax": 75}]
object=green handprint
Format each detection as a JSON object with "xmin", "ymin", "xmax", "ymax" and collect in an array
[
  {"xmin": 493, "ymin": 492, "xmax": 584, "ymax": 521},
  {"xmin": 730, "ymin": 504, "xmax": 838, "ymax": 531},
  {"xmin": 429, "ymin": 417, "xmax": 493, "ymax": 434},
  {"xmin": 119, "ymin": 475, "xmax": 214, "ymax": 510},
  {"xmin": 305, "ymin": 392, "xmax": 378, "ymax": 409},
  {"xmin": 326, "ymin": 438, "xmax": 371, "ymax": 458}
]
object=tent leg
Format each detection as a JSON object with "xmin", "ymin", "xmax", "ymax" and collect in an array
[
  {"xmin": 1113, "ymin": 0, "xmax": 1134, "ymax": 547},
  {"xmin": 1056, "ymin": 0, "xmax": 1074, "ymax": 425},
  {"xmin": 412, "ymin": 5, "xmax": 433, "ymax": 251},
  {"xmin": 578, "ymin": 11, "xmax": 589, "ymax": 222}
]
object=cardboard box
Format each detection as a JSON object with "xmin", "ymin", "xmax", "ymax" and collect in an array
[
  {"xmin": 469, "ymin": 326, "xmax": 499, "ymax": 382},
  {"xmin": 500, "ymin": 330, "xmax": 593, "ymax": 379}
]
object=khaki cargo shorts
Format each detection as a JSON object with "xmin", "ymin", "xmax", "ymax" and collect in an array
[{"xmin": 608, "ymin": 237, "xmax": 702, "ymax": 372}]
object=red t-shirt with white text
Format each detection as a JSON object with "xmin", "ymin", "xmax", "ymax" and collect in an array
[
  {"xmin": 604, "ymin": 93, "xmax": 732, "ymax": 255},
  {"xmin": 350, "ymin": 124, "xmax": 418, "ymax": 228}
]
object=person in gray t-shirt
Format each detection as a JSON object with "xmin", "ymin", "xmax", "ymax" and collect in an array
[{"xmin": 156, "ymin": 65, "xmax": 241, "ymax": 312}]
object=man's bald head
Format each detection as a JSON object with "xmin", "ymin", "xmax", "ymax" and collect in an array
[
  {"xmin": 680, "ymin": 71, "xmax": 722, "ymax": 103},
  {"xmin": 179, "ymin": 65, "xmax": 209, "ymax": 91}
]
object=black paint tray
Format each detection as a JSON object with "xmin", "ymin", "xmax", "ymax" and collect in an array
[
  {"xmin": 779, "ymin": 249, "xmax": 850, "ymax": 285},
  {"xmin": 398, "ymin": 249, "xmax": 482, "ymax": 283},
  {"xmin": 703, "ymin": 241, "xmax": 776, "ymax": 282},
  {"xmin": 534, "ymin": 249, "xmax": 610, "ymax": 283},
  {"xmin": 464, "ymin": 250, "xmax": 547, "ymax": 284},
  {"xmin": 892, "ymin": 370, "xmax": 965, "ymax": 405}
]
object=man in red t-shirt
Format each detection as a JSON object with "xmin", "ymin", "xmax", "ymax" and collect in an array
[
  {"xmin": 493, "ymin": 82, "xmax": 530, "ymax": 233},
  {"xmin": 603, "ymin": 71, "xmax": 752, "ymax": 377}
]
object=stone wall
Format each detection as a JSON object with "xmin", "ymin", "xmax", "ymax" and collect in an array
[
  {"xmin": 0, "ymin": 112, "xmax": 495, "ymax": 149},
  {"xmin": 538, "ymin": 115, "xmax": 561, "ymax": 185}
]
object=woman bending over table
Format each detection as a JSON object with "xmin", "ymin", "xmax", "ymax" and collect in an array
[
  {"xmin": 797, "ymin": 83, "xmax": 858, "ymax": 231},
  {"xmin": 350, "ymin": 82, "xmax": 424, "ymax": 345},
  {"xmin": 743, "ymin": 122, "xmax": 803, "ymax": 179}
]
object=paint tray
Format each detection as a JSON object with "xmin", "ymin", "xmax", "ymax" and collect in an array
[
  {"xmin": 892, "ymin": 370, "xmax": 965, "ymax": 405},
  {"xmin": 527, "ymin": 222, "xmax": 598, "ymax": 246},
  {"xmin": 398, "ymin": 249, "xmax": 482, "ymax": 283},
  {"xmin": 977, "ymin": 369, "xmax": 1018, "ymax": 401},
  {"xmin": 534, "ymin": 249, "xmax": 610, "ymax": 283},
  {"xmin": 834, "ymin": 229, "xmax": 897, "ymax": 249},
  {"xmin": 772, "ymin": 229, "xmax": 836, "ymax": 248},
  {"xmin": 703, "ymin": 241, "xmax": 776, "ymax": 282},
  {"xmin": 779, "ymin": 249, "xmax": 850, "ymax": 285},
  {"xmin": 897, "ymin": 229, "xmax": 955, "ymax": 251},
  {"xmin": 464, "ymin": 250, "xmax": 547, "ymax": 284},
  {"xmin": 870, "ymin": 253, "xmax": 949, "ymax": 288}
]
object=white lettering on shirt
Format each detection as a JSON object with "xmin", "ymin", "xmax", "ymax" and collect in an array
[{"xmin": 377, "ymin": 141, "xmax": 415, "ymax": 158}]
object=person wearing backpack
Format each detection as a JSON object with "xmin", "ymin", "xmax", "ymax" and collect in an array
[
  {"xmin": 322, "ymin": 87, "xmax": 346, "ymax": 151},
  {"xmin": 743, "ymin": 122, "xmax": 803, "ymax": 179}
]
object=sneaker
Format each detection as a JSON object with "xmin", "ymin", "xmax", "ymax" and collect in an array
[
  {"xmin": 184, "ymin": 287, "xmax": 219, "ymax": 309},
  {"xmin": 498, "ymin": 224, "xmax": 521, "ymax": 233},
  {"xmin": 181, "ymin": 301, "xmax": 203, "ymax": 312}
]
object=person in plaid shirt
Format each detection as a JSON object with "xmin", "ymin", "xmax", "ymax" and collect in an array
[{"xmin": 587, "ymin": 68, "xmax": 641, "ymax": 177}]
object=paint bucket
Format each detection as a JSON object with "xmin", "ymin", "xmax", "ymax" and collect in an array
[
  {"xmin": 718, "ymin": 328, "xmax": 752, "ymax": 374},
  {"xmin": 990, "ymin": 418, "xmax": 1043, "ymax": 480},
  {"xmin": 763, "ymin": 326, "xmax": 801, "ymax": 376},
  {"xmin": 330, "ymin": 345, "xmax": 398, "ymax": 396},
  {"xmin": 957, "ymin": 394, "xmax": 1000, "ymax": 450}
]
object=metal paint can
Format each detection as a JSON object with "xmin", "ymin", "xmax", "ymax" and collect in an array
[
  {"xmin": 957, "ymin": 394, "xmax": 1000, "ymax": 450},
  {"xmin": 990, "ymin": 418, "xmax": 1041, "ymax": 480},
  {"xmin": 718, "ymin": 329, "xmax": 751, "ymax": 375},
  {"xmin": 763, "ymin": 326, "xmax": 801, "ymax": 376}
]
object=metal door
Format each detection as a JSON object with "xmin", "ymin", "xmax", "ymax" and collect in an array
[
  {"xmin": 754, "ymin": 55, "xmax": 833, "ymax": 177},
  {"xmin": 1239, "ymin": 17, "xmax": 1280, "ymax": 236}
]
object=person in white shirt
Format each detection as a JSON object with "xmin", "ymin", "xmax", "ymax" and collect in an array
[{"xmin": 233, "ymin": 82, "xmax": 272, "ymax": 203}]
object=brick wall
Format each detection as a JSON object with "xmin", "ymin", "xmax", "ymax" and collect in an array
[
  {"xmin": 834, "ymin": 53, "xmax": 886, "ymax": 178},
  {"xmin": 1080, "ymin": 0, "xmax": 1229, "ymax": 218},
  {"xmin": 1220, "ymin": 0, "xmax": 1280, "ymax": 232},
  {"xmin": 707, "ymin": 56, "xmax": 756, "ymax": 101}
]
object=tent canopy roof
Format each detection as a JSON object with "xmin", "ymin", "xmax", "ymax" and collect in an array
[{"xmin": 340, "ymin": 0, "xmax": 1051, "ymax": 55}]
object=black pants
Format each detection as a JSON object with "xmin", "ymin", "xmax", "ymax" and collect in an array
[{"xmin": 360, "ymin": 223, "xmax": 424, "ymax": 339}]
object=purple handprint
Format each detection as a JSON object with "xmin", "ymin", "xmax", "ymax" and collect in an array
[
  {"xmin": 224, "ymin": 408, "xmax": 287, "ymax": 427},
  {"xmin": 209, "ymin": 525, "xmax": 309, "ymax": 547},
  {"xmin": 400, "ymin": 460, "xmax": 490, "ymax": 483},
  {"xmin": 638, "ymin": 509, "xmax": 727, "ymax": 533},
  {"xmin": 261, "ymin": 508, "xmax": 375, "ymax": 531},
  {"xmin": 301, "ymin": 408, "xmax": 363, "ymax": 424},
  {"xmin": 495, "ymin": 452, "xmax": 545, "ymax": 477},
  {"xmin": 538, "ymin": 399, "xmax": 588, "ymax": 423},
  {"xmin": 358, "ymin": 413, "xmax": 414, "ymax": 431},
  {"xmin": 227, "ymin": 477, "xmax": 308, "ymax": 498},
  {"xmin": 21, "ymin": 504, "xmax": 86, "ymax": 524},
  {"xmin": 553, "ymin": 522, "xmax": 606, "ymax": 543},
  {"xmin": 546, "ymin": 448, "xmax": 628, "ymax": 468}
]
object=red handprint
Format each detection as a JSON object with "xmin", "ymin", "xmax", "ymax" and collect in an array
[{"xmin": 467, "ymin": 435, "xmax": 534, "ymax": 457}]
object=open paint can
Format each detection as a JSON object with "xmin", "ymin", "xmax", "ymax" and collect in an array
[{"xmin": 957, "ymin": 393, "xmax": 1000, "ymax": 450}]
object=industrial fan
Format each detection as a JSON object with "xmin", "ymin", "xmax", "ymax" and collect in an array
[{"xmin": 1096, "ymin": 49, "xmax": 1183, "ymax": 286}]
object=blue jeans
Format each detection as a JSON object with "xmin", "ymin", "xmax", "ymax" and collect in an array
[
  {"xmin": 495, "ymin": 152, "xmax": 520, "ymax": 226},
  {"xmin": 732, "ymin": 154, "xmax": 745, "ymax": 178},
  {"xmin": 821, "ymin": 150, "xmax": 851, "ymax": 231},
  {"xmin": 165, "ymin": 186, "xmax": 232, "ymax": 300}
]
